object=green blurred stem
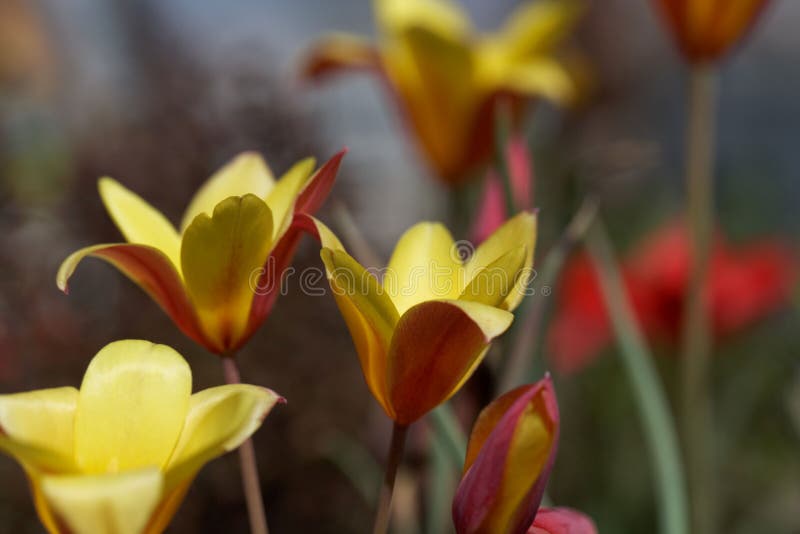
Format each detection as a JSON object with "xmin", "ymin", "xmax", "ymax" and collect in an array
[
  {"xmin": 681, "ymin": 65, "xmax": 719, "ymax": 534},
  {"xmin": 498, "ymin": 198, "xmax": 598, "ymax": 393},
  {"xmin": 427, "ymin": 429, "xmax": 456, "ymax": 534},
  {"xmin": 429, "ymin": 406, "xmax": 467, "ymax": 470},
  {"xmin": 223, "ymin": 356, "xmax": 269, "ymax": 534},
  {"xmin": 586, "ymin": 222, "xmax": 688, "ymax": 534},
  {"xmin": 373, "ymin": 423, "xmax": 409, "ymax": 534}
]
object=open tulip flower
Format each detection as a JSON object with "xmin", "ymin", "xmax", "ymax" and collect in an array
[
  {"xmin": 57, "ymin": 150, "xmax": 345, "ymax": 355},
  {"xmin": 301, "ymin": 0, "xmax": 581, "ymax": 185},
  {"xmin": 310, "ymin": 211, "xmax": 537, "ymax": 425},
  {"xmin": 453, "ymin": 377, "xmax": 596, "ymax": 534},
  {"xmin": 0, "ymin": 339, "xmax": 282, "ymax": 534},
  {"xmin": 654, "ymin": 0, "xmax": 770, "ymax": 63}
]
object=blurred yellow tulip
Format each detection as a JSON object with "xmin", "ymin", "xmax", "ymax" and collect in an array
[
  {"xmin": 302, "ymin": 0, "xmax": 582, "ymax": 185},
  {"xmin": 307, "ymin": 211, "xmax": 537, "ymax": 425},
  {"xmin": 57, "ymin": 150, "xmax": 345, "ymax": 355},
  {"xmin": 0, "ymin": 339, "xmax": 282, "ymax": 534}
]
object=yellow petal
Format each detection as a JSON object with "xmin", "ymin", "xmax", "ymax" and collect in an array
[
  {"xmin": 375, "ymin": 0, "xmax": 470, "ymax": 39},
  {"xmin": 180, "ymin": 152, "xmax": 274, "ymax": 232},
  {"xmin": 98, "ymin": 178, "xmax": 182, "ymax": 268},
  {"xmin": 384, "ymin": 24, "xmax": 475, "ymax": 180},
  {"xmin": 307, "ymin": 216, "xmax": 346, "ymax": 256},
  {"xmin": 385, "ymin": 222, "xmax": 462, "ymax": 314},
  {"xmin": 465, "ymin": 211, "xmax": 537, "ymax": 311},
  {"xmin": 459, "ymin": 245, "xmax": 527, "ymax": 308},
  {"xmin": 321, "ymin": 248, "xmax": 399, "ymax": 414},
  {"xmin": 41, "ymin": 468, "xmax": 163, "ymax": 534},
  {"xmin": 74, "ymin": 340, "xmax": 191, "ymax": 474},
  {"xmin": 165, "ymin": 384, "xmax": 281, "ymax": 490},
  {"xmin": 498, "ymin": 0, "xmax": 583, "ymax": 57},
  {"xmin": 495, "ymin": 57, "xmax": 577, "ymax": 104},
  {"xmin": 0, "ymin": 387, "xmax": 78, "ymax": 462},
  {"xmin": 265, "ymin": 157, "xmax": 315, "ymax": 240},
  {"xmin": 181, "ymin": 195, "xmax": 274, "ymax": 353},
  {"xmin": 301, "ymin": 33, "xmax": 381, "ymax": 80}
]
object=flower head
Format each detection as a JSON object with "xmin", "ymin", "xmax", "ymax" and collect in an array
[
  {"xmin": 549, "ymin": 221, "xmax": 797, "ymax": 373},
  {"xmin": 57, "ymin": 150, "xmax": 345, "ymax": 355},
  {"xmin": 308, "ymin": 211, "xmax": 536, "ymax": 425},
  {"xmin": 0, "ymin": 339, "xmax": 282, "ymax": 534},
  {"xmin": 654, "ymin": 0, "xmax": 771, "ymax": 63},
  {"xmin": 301, "ymin": 0, "xmax": 581, "ymax": 185},
  {"xmin": 452, "ymin": 377, "xmax": 596, "ymax": 534}
]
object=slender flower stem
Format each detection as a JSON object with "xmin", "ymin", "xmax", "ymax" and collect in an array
[
  {"xmin": 429, "ymin": 405, "xmax": 467, "ymax": 469},
  {"xmin": 498, "ymin": 198, "xmax": 598, "ymax": 393},
  {"xmin": 586, "ymin": 221, "xmax": 688, "ymax": 534},
  {"xmin": 681, "ymin": 65, "xmax": 719, "ymax": 534},
  {"xmin": 223, "ymin": 357, "xmax": 269, "ymax": 534},
  {"xmin": 373, "ymin": 423, "xmax": 409, "ymax": 534}
]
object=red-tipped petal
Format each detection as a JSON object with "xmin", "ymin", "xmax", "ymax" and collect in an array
[
  {"xmin": 57, "ymin": 243, "xmax": 209, "ymax": 349},
  {"xmin": 295, "ymin": 148, "xmax": 347, "ymax": 215},
  {"xmin": 453, "ymin": 377, "xmax": 559, "ymax": 534},
  {"xmin": 528, "ymin": 508, "xmax": 598, "ymax": 534}
]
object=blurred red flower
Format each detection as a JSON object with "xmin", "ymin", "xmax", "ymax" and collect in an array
[
  {"xmin": 549, "ymin": 221, "xmax": 796, "ymax": 373},
  {"xmin": 653, "ymin": 0, "xmax": 771, "ymax": 64}
]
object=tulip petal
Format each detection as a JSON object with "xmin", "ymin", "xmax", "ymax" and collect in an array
[
  {"xmin": 528, "ymin": 507, "xmax": 598, "ymax": 534},
  {"xmin": 321, "ymin": 248, "xmax": 399, "ymax": 415},
  {"xmin": 0, "ymin": 387, "xmax": 80, "ymax": 474},
  {"xmin": 0, "ymin": 387, "xmax": 77, "ymax": 461},
  {"xmin": 74, "ymin": 340, "xmax": 191, "ymax": 474},
  {"xmin": 498, "ymin": 0, "xmax": 583, "ymax": 57},
  {"xmin": 466, "ymin": 211, "xmax": 537, "ymax": 312},
  {"xmin": 388, "ymin": 300, "xmax": 513, "ymax": 424},
  {"xmin": 460, "ymin": 245, "xmax": 527, "ymax": 308},
  {"xmin": 181, "ymin": 195, "xmax": 274, "ymax": 353},
  {"xmin": 41, "ymin": 468, "xmax": 163, "ymax": 534},
  {"xmin": 391, "ymin": 24, "xmax": 475, "ymax": 180},
  {"xmin": 98, "ymin": 178, "xmax": 182, "ymax": 268},
  {"xmin": 295, "ymin": 149, "xmax": 347, "ymax": 215},
  {"xmin": 497, "ymin": 58, "xmax": 576, "ymax": 104},
  {"xmin": 301, "ymin": 34, "xmax": 382, "ymax": 81},
  {"xmin": 165, "ymin": 384, "xmax": 282, "ymax": 490},
  {"xmin": 453, "ymin": 378, "xmax": 559, "ymax": 534},
  {"xmin": 386, "ymin": 222, "xmax": 463, "ymax": 314},
  {"xmin": 375, "ymin": 0, "xmax": 470, "ymax": 39},
  {"xmin": 180, "ymin": 152, "xmax": 274, "ymax": 232},
  {"xmin": 56, "ymin": 243, "xmax": 209, "ymax": 349},
  {"xmin": 265, "ymin": 157, "xmax": 316, "ymax": 240}
]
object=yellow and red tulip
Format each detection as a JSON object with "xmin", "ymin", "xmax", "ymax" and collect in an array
[
  {"xmin": 0, "ymin": 339, "xmax": 282, "ymax": 534},
  {"xmin": 452, "ymin": 378, "xmax": 596, "ymax": 534},
  {"xmin": 301, "ymin": 0, "xmax": 581, "ymax": 185},
  {"xmin": 307, "ymin": 211, "xmax": 536, "ymax": 425},
  {"xmin": 653, "ymin": 0, "xmax": 771, "ymax": 63},
  {"xmin": 57, "ymin": 150, "xmax": 345, "ymax": 355}
]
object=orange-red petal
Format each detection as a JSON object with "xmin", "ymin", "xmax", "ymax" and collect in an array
[
  {"xmin": 57, "ymin": 244, "xmax": 208, "ymax": 349},
  {"xmin": 387, "ymin": 300, "xmax": 513, "ymax": 425}
]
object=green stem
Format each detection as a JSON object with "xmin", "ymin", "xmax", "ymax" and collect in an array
[
  {"xmin": 498, "ymin": 198, "xmax": 598, "ymax": 393},
  {"xmin": 223, "ymin": 357, "xmax": 269, "ymax": 534},
  {"xmin": 681, "ymin": 65, "xmax": 719, "ymax": 534},
  {"xmin": 429, "ymin": 406, "xmax": 467, "ymax": 470},
  {"xmin": 586, "ymin": 222, "xmax": 688, "ymax": 534},
  {"xmin": 372, "ymin": 423, "xmax": 409, "ymax": 534}
]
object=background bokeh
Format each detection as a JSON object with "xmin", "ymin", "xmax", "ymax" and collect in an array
[{"xmin": 0, "ymin": 0, "xmax": 798, "ymax": 532}]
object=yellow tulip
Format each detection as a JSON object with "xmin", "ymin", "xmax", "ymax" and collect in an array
[
  {"xmin": 0, "ymin": 339, "xmax": 282, "ymax": 534},
  {"xmin": 654, "ymin": 0, "xmax": 770, "ymax": 63},
  {"xmin": 57, "ymin": 150, "xmax": 345, "ymax": 355},
  {"xmin": 307, "ymin": 211, "xmax": 537, "ymax": 425},
  {"xmin": 301, "ymin": 0, "xmax": 582, "ymax": 185}
]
